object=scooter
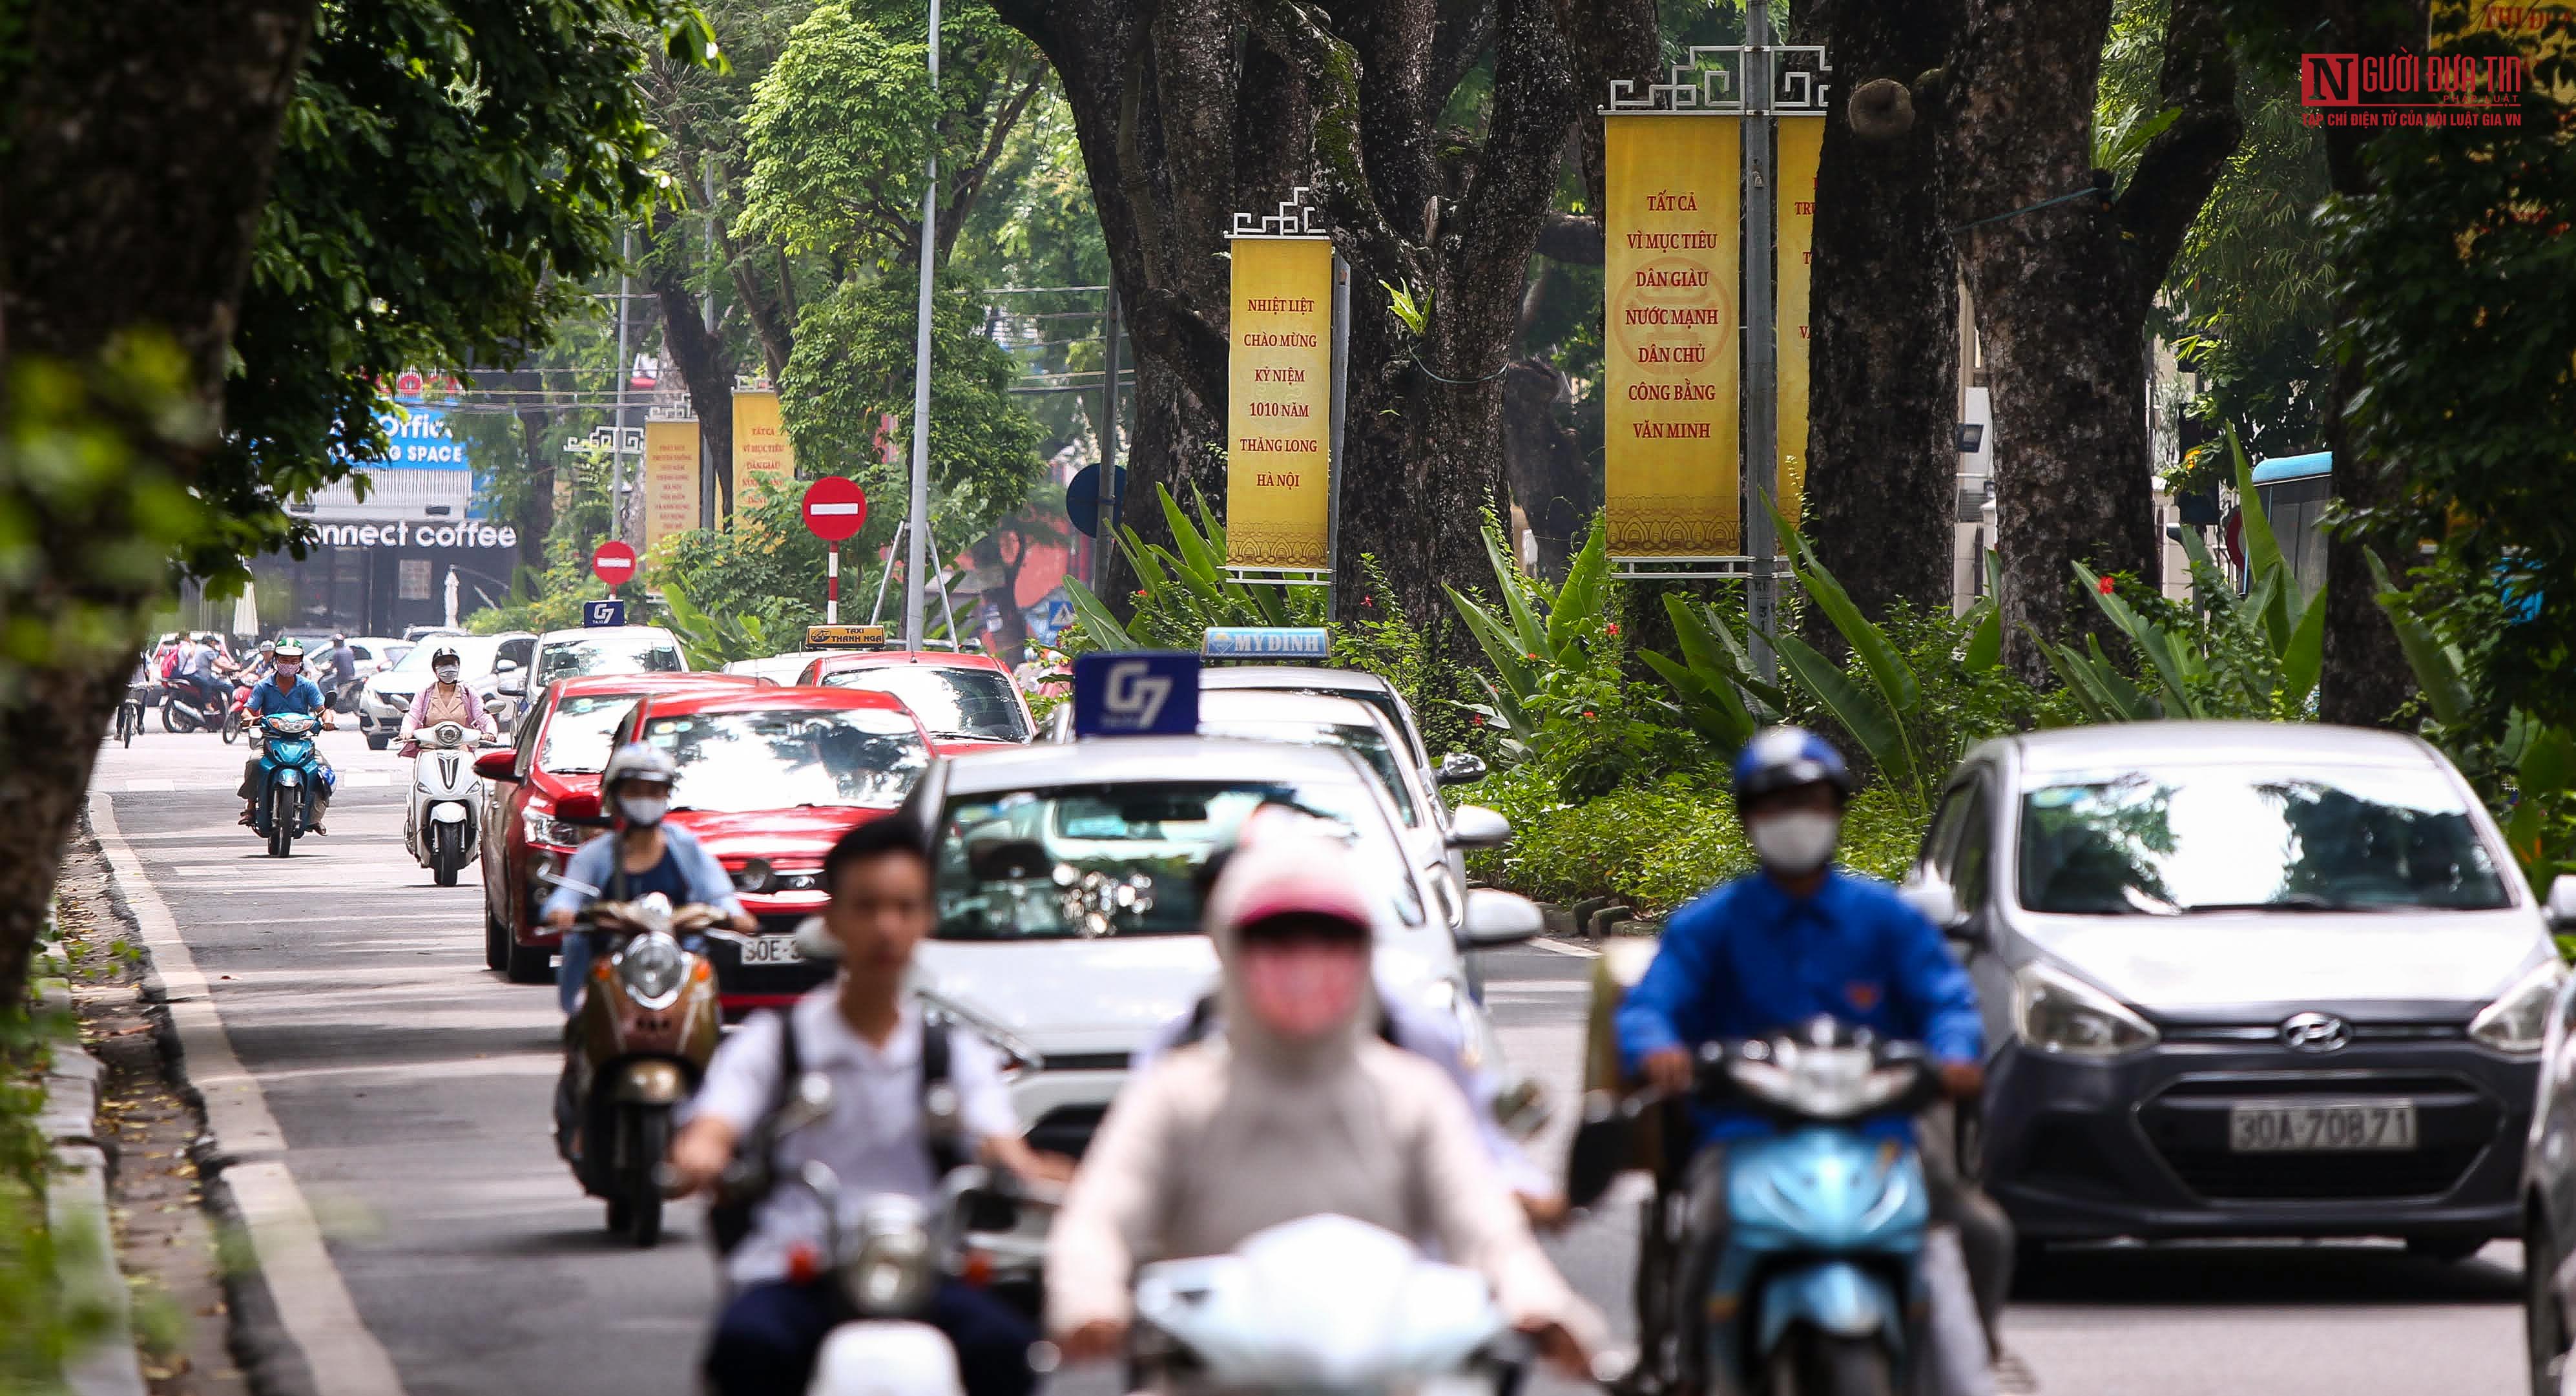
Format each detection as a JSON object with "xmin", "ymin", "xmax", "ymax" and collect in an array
[
  {"xmin": 220, "ymin": 681, "xmax": 253, "ymax": 744},
  {"xmin": 562, "ymin": 892, "xmax": 723, "ymax": 1247},
  {"xmin": 159, "ymin": 676, "xmax": 227, "ymax": 734},
  {"xmin": 1128, "ymin": 1213, "xmax": 1526, "ymax": 1396},
  {"xmin": 251, "ymin": 711, "xmax": 330, "ymax": 857},
  {"xmin": 1566, "ymin": 1019, "xmax": 1945, "ymax": 1396},
  {"xmin": 404, "ymin": 720, "xmax": 484, "ymax": 886}
]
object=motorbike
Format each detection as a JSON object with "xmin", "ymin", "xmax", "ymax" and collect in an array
[
  {"xmin": 1127, "ymin": 1213, "xmax": 1524, "ymax": 1396},
  {"xmin": 251, "ymin": 711, "xmax": 330, "ymax": 857},
  {"xmin": 404, "ymin": 720, "xmax": 485, "ymax": 886},
  {"xmin": 1566, "ymin": 1019, "xmax": 1945, "ymax": 1396},
  {"xmin": 562, "ymin": 892, "xmax": 723, "ymax": 1247},
  {"xmin": 159, "ymin": 675, "xmax": 227, "ymax": 733},
  {"xmin": 114, "ymin": 681, "xmax": 147, "ymax": 747},
  {"xmin": 220, "ymin": 682, "xmax": 253, "ymax": 744}
]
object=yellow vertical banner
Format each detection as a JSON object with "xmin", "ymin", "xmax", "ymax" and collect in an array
[
  {"xmin": 731, "ymin": 391, "xmax": 795, "ymax": 512},
  {"xmin": 1225, "ymin": 237, "xmax": 1335, "ymax": 568},
  {"xmin": 642, "ymin": 419, "xmax": 701, "ymax": 550},
  {"xmin": 1776, "ymin": 117, "xmax": 1822, "ymax": 530},
  {"xmin": 1605, "ymin": 115, "xmax": 1743, "ymax": 556}
]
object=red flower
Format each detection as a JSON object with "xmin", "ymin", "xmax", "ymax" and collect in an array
[
  {"xmin": 2097, "ymin": 576, "xmax": 2117, "ymax": 595},
  {"xmin": 1472, "ymin": 713, "xmax": 1486, "ymax": 726},
  {"xmin": 1606, "ymin": 622, "xmax": 1620, "ymax": 636},
  {"xmin": 1360, "ymin": 595, "xmax": 1373, "ymax": 607},
  {"xmin": 1583, "ymin": 709, "xmax": 1597, "ymax": 719},
  {"xmin": 1524, "ymin": 652, "xmax": 1539, "ymax": 662},
  {"xmin": 1133, "ymin": 589, "xmax": 1147, "ymax": 598}
]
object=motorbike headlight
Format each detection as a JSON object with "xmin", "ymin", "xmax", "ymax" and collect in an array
[
  {"xmin": 840, "ymin": 1201, "xmax": 937, "ymax": 1317},
  {"xmin": 2013, "ymin": 962, "xmax": 2157, "ymax": 1058},
  {"xmin": 2470, "ymin": 958, "xmax": 2568, "ymax": 1055},
  {"xmin": 1725, "ymin": 1041, "xmax": 1917, "ymax": 1120},
  {"xmin": 616, "ymin": 932, "xmax": 687, "ymax": 1007}
]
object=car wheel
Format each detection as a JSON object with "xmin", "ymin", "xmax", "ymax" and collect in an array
[
  {"xmin": 504, "ymin": 934, "xmax": 554, "ymax": 985},
  {"xmin": 483, "ymin": 903, "xmax": 508, "ymax": 973},
  {"xmin": 2531, "ymin": 1209, "xmax": 2568, "ymax": 1396}
]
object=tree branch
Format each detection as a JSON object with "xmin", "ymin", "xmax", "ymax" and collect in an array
[
  {"xmin": 1121, "ymin": 286, "xmax": 1229, "ymax": 411},
  {"xmin": 1449, "ymin": 0, "xmax": 1580, "ymax": 349},
  {"xmin": 939, "ymin": 67, "xmax": 1048, "ymax": 258},
  {"xmin": 1534, "ymin": 211, "xmax": 1602, "ymax": 264},
  {"xmin": 1428, "ymin": 0, "xmax": 1498, "ymax": 108},
  {"xmin": 2114, "ymin": 0, "xmax": 2241, "ymax": 286},
  {"xmin": 1235, "ymin": 0, "xmax": 1410, "ymax": 272}
]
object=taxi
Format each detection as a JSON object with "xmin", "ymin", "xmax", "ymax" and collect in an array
[
  {"xmin": 793, "ymin": 623, "xmax": 1033, "ymax": 755},
  {"xmin": 473, "ymin": 671, "xmax": 759, "ymax": 982},
  {"xmin": 601, "ymin": 684, "xmax": 934, "ymax": 1014}
]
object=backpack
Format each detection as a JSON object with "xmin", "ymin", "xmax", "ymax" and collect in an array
[{"xmin": 708, "ymin": 1008, "xmax": 963, "ymax": 1256}]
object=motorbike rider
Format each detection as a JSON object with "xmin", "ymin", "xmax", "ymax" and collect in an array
[
  {"xmin": 176, "ymin": 632, "xmax": 229, "ymax": 713},
  {"xmin": 666, "ymin": 816, "xmax": 1073, "ymax": 1396},
  {"xmin": 234, "ymin": 641, "xmax": 336, "ymax": 831},
  {"xmin": 239, "ymin": 639, "xmax": 278, "ymax": 690},
  {"xmin": 1614, "ymin": 725, "xmax": 2013, "ymax": 1387},
  {"xmin": 1129, "ymin": 809, "xmax": 1568, "ymax": 1228},
  {"xmin": 326, "ymin": 632, "xmax": 359, "ymax": 705},
  {"xmin": 541, "ymin": 742, "xmax": 754, "ymax": 1015},
  {"xmin": 1047, "ymin": 830, "xmax": 1605, "ymax": 1378},
  {"xmin": 398, "ymin": 644, "xmax": 493, "ymax": 758}
]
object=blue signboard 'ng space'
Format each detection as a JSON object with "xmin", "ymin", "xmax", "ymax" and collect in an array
[{"xmin": 1072, "ymin": 652, "xmax": 1200, "ymax": 737}]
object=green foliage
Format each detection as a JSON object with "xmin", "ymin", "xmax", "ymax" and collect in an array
[
  {"xmin": 1058, "ymin": 483, "xmax": 1326, "ymax": 652},
  {"xmin": 1444, "ymin": 515, "xmax": 1615, "ymax": 762},
  {"xmin": 1, "ymin": 994, "xmax": 117, "ymax": 1391},
  {"xmin": 656, "ymin": 571, "xmax": 791, "ymax": 668}
]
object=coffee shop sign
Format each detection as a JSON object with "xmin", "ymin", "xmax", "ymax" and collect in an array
[{"xmin": 310, "ymin": 520, "xmax": 519, "ymax": 549}]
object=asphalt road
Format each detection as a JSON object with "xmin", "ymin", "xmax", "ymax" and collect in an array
[{"xmin": 87, "ymin": 725, "xmax": 2528, "ymax": 1396}]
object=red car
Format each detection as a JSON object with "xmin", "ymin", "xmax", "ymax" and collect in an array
[
  {"xmin": 474, "ymin": 672, "xmax": 762, "ymax": 983},
  {"xmin": 795, "ymin": 649, "xmax": 1034, "ymax": 755},
  {"xmin": 609, "ymin": 684, "xmax": 934, "ymax": 1013}
]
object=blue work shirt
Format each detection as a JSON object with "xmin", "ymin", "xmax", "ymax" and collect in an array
[
  {"xmin": 539, "ymin": 824, "xmax": 744, "ymax": 921},
  {"xmin": 1615, "ymin": 866, "xmax": 1982, "ymax": 1144},
  {"xmin": 245, "ymin": 676, "xmax": 326, "ymax": 717}
]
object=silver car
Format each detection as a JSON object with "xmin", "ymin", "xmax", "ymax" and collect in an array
[
  {"xmin": 357, "ymin": 632, "xmax": 533, "ymax": 749},
  {"xmin": 1901, "ymin": 721, "xmax": 2560, "ymax": 1256}
]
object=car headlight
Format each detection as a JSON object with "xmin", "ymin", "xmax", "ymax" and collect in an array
[
  {"xmin": 523, "ymin": 806, "xmax": 582, "ymax": 849},
  {"xmin": 732, "ymin": 858, "xmax": 773, "ymax": 893},
  {"xmin": 2470, "ymin": 958, "xmax": 2567, "ymax": 1055},
  {"xmin": 616, "ymin": 931, "xmax": 687, "ymax": 1007},
  {"xmin": 2013, "ymin": 961, "xmax": 2157, "ymax": 1057}
]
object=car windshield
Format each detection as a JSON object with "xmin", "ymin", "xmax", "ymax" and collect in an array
[
  {"xmin": 932, "ymin": 778, "xmax": 1422, "ymax": 940},
  {"xmin": 539, "ymin": 633, "xmax": 681, "ymax": 684},
  {"xmin": 2015, "ymin": 765, "xmax": 2513, "ymax": 915},
  {"xmin": 388, "ymin": 636, "xmax": 499, "ymax": 676},
  {"xmin": 1196, "ymin": 717, "xmax": 1419, "ymax": 826},
  {"xmin": 824, "ymin": 665, "xmax": 1028, "ymax": 742},
  {"xmin": 536, "ymin": 693, "xmax": 647, "ymax": 774},
  {"xmin": 643, "ymin": 707, "xmax": 929, "ymax": 812}
]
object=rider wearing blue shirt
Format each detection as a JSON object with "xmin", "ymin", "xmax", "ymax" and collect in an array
[
  {"xmin": 236, "ymin": 642, "xmax": 336, "ymax": 832},
  {"xmin": 1614, "ymin": 727, "xmax": 2013, "ymax": 1375}
]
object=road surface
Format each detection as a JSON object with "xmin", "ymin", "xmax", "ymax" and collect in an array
[{"xmin": 85, "ymin": 727, "xmax": 2528, "ymax": 1396}]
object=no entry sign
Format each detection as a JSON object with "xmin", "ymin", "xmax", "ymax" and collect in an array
[
  {"xmin": 802, "ymin": 475, "xmax": 868, "ymax": 542},
  {"xmin": 590, "ymin": 540, "xmax": 638, "ymax": 587}
]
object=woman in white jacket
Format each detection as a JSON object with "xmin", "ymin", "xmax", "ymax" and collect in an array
[{"xmin": 1044, "ymin": 831, "xmax": 1604, "ymax": 1375}]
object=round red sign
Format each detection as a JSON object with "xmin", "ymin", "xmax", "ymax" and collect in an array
[
  {"xmin": 591, "ymin": 540, "xmax": 638, "ymax": 587},
  {"xmin": 801, "ymin": 475, "xmax": 869, "ymax": 543}
]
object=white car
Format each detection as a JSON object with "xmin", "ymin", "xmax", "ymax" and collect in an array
[
  {"xmin": 883, "ymin": 737, "xmax": 1544, "ymax": 1193},
  {"xmin": 357, "ymin": 632, "xmax": 534, "ymax": 749},
  {"xmin": 504, "ymin": 624, "xmax": 689, "ymax": 710},
  {"xmin": 720, "ymin": 650, "xmax": 844, "ymax": 685}
]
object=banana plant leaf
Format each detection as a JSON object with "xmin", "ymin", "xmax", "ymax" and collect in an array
[
  {"xmin": 2279, "ymin": 586, "xmax": 2327, "ymax": 715},
  {"xmin": 1446, "ymin": 585, "xmax": 1539, "ymax": 700},
  {"xmin": 1771, "ymin": 629, "xmax": 1914, "ymax": 791},
  {"xmin": 1545, "ymin": 518, "xmax": 1608, "ymax": 660},
  {"xmin": 2363, "ymin": 548, "xmax": 2474, "ymax": 725},
  {"xmin": 1060, "ymin": 577, "xmax": 1141, "ymax": 651}
]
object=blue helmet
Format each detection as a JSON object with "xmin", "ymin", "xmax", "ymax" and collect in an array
[{"xmin": 1731, "ymin": 725, "xmax": 1854, "ymax": 804}]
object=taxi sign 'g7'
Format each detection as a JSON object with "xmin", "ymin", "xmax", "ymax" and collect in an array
[{"xmin": 1072, "ymin": 652, "xmax": 1200, "ymax": 738}]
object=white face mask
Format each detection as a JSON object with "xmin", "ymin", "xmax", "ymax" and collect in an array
[
  {"xmin": 1749, "ymin": 810, "xmax": 1840, "ymax": 877},
  {"xmin": 434, "ymin": 664, "xmax": 461, "ymax": 683},
  {"xmin": 618, "ymin": 793, "xmax": 670, "ymax": 826}
]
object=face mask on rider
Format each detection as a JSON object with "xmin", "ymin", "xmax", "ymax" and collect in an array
[
  {"xmin": 434, "ymin": 664, "xmax": 461, "ymax": 683},
  {"xmin": 1749, "ymin": 809, "xmax": 1841, "ymax": 877},
  {"xmin": 618, "ymin": 793, "xmax": 670, "ymax": 827},
  {"xmin": 1238, "ymin": 938, "xmax": 1369, "ymax": 1041},
  {"xmin": 275, "ymin": 662, "xmax": 301, "ymax": 680}
]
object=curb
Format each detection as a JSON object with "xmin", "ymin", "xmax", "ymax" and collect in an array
[{"xmin": 34, "ymin": 976, "xmax": 148, "ymax": 1396}]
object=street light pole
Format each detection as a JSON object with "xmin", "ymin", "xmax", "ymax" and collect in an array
[
  {"xmin": 613, "ymin": 225, "xmax": 634, "ymax": 545},
  {"xmin": 903, "ymin": 0, "xmax": 941, "ymax": 650},
  {"xmin": 1743, "ymin": 6, "xmax": 1779, "ymax": 680}
]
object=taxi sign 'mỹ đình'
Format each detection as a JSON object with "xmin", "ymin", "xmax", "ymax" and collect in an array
[
  {"xmin": 1072, "ymin": 652, "xmax": 1200, "ymax": 737},
  {"xmin": 1201, "ymin": 627, "xmax": 1331, "ymax": 660}
]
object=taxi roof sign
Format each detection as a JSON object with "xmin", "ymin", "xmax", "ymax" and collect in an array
[
  {"xmin": 1201, "ymin": 627, "xmax": 1330, "ymax": 660},
  {"xmin": 805, "ymin": 623, "xmax": 889, "ymax": 649},
  {"xmin": 1072, "ymin": 652, "xmax": 1200, "ymax": 737}
]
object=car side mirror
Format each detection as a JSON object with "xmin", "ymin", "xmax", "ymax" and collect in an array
[
  {"xmin": 494, "ymin": 658, "xmax": 519, "ymax": 674},
  {"xmin": 497, "ymin": 672, "xmax": 527, "ymax": 698},
  {"xmin": 1899, "ymin": 878, "xmax": 1962, "ymax": 930},
  {"xmin": 552, "ymin": 791, "xmax": 609, "ymax": 827},
  {"xmin": 1460, "ymin": 888, "xmax": 1544, "ymax": 948},
  {"xmin": 2548, "ymin": 875, "xmax": 2576, "ymax": 932},
  {"xmin": 472, "ymin": 749, "xmax": 519, "ymax": 782},
  {"xmin": 1447, "ymin": 804, "xmax": 1511, "ymax": 850},
  {"xmin": 1436, "ymin": 751, "xmax": 1489, "ymax": 786}
]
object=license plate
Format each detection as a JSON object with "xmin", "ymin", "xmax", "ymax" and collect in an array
[
  {"xmin": 737, "ymin": 936, "xmax": 802, "ymax": 966},
  {"xmin": 2227, "ymin": 1099, "xmax": 2418, "ymax": 1152}
]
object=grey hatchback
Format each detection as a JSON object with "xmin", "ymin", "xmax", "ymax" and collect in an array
[{"xmin": 1900, "ymin": 721, "xmax": 2562, "ymax": 1260}]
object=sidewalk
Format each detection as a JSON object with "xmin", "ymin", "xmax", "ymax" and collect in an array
[{"xmin": 30, "ymin": 941, "xmax": 148, "ymax": 1396}]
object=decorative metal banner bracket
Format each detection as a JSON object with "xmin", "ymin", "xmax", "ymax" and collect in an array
[
  {"xmin": 1610, "ymin": 556, "xmax": 1795, "ymax": 581},
  {"xmin": 1231, "ymin": 187, "xmax": 1329, "ymax": 240},
  {"xmin": 1601, "ymin": 45, "xmax": 1834, "ymax": 115}
]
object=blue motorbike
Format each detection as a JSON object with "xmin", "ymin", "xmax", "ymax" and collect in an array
[
  {"xmin": 253, "ymin": 712, "xmax": 329, "ymax": 857},
  {"xmin": 1570, "ymin": 1020, "xmax": 1943, "ymax": 1396}
]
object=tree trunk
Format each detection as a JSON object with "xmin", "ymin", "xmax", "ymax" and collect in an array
[
  {"xmin": 1801, "ymin": 0, "xmax": 1967, "ymax": 629},
  {"xmin": 515, "ymin": 404, "xmax": 557, "ymax": 574},
  {"xmin": 1938, "ymin": 0, "xmax": 2236, "ymax": 677},
  {"xmin": 1499, "ymin": 359, "xmax": 1590, "ymax": 580},
  {"xmin": 0, "ymin": 0, "xmax": 318, "ymax": 1007},
  {"xmin": 647, "ymin": 211, "xmax": 740, "ymax": 517}
]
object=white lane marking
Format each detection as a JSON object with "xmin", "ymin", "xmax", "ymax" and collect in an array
[
  {"xmin": 89, "ymin": 792, "xmax": 410, "ymax": 1396},
  {"xmin": 1525, "ymin": 935, "xmax": 1602, "ymax": 959}
]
